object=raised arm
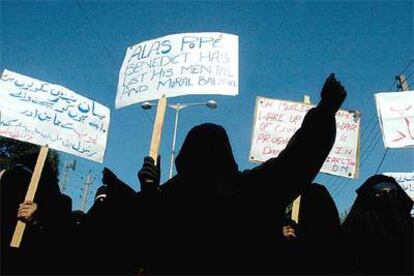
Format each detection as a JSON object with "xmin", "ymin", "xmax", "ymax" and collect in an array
[{"xmin": 242, "ymin": 74, "xmax": 346, "ymax": 204}]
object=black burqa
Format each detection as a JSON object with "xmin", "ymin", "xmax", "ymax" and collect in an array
[
  {"xmin": 281, "ymin": 183, "xmax": 345, "ymax": 275},
  {"xmin": 81, "ymin": 169, "xmax": 140, "ymax": 275},
  {"xmin": 146, "ymin": 104, "xmax": 337, "ymax": 274},
  {"xmin": 0, "ymin": 155, "xmax": 71, "ymax": 275},
  {"xmin": 342, "ymin": 175, "xmax": 413, "ymax": 275}
]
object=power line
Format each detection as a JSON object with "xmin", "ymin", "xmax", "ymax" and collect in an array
[
  {"xmin": 325, "ymin": 105, "xmax": 377, "ymax": 198},
  {"xmin": 328, "ymin": 74, "xmax": 399, "ymax": 193},
  {"xmin": 360, "ymin": 111, "xmax": 379, "ymax": 142},
  {"xmin": 375, "ymin": 148, "xmax": 389, "ymax": 174},
  {"xmin": 332, "ymin": 178, "xmax": 350, "ymax": 198},
  {"xmin": 351, "ymin": 75, "xmax": 398, "ymax": 167},
  {"xmin": 76, "ymin": 1, "xmax": 117, "ymax": 65},
  {"xmin": 329, "ymin": 126, "xmax": 380, "ymax": 195},
  {"xmin": 332, "ymin": 174, "xmax": 360, "ymax": 205},
  {"xmin": 75, "ymin": 1, "xmax": 172, "ymax": 156},
  {"xmin": 326, "ymin": 116, "xmax": 377, "ymax": 191},
  {"xmin": 321, "ymin": 59, "xmax": 414, "ymax": 213},
  {"xmin": 356, "ymin": 77, "xmax": 399, "ymax": 170},
  {"xmin": 356, "ymin": 117, "xmax": 381, "ymax": 168},
  {"xmin": 398, "ymin": 57, "xmax": 414, "ymax": 75},
  {"xmin": 403, "ymin": 70, "xmax": 414, "ymax": 86},
  {"xmin": 359, "ymin": 128, "xmax": 382, "ymax": 167},
  {"xmin": 75, "ymin": 161, "xmax": 101, "ymax": 178},
  {"xmin": 330, "ymin": 83, "xmax": 399, "ymax": 199},
  {"xmin": 360, "ymin": 129, "xmax": 382, "ymax": 170}
]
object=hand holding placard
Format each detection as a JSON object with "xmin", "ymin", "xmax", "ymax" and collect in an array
[
  {"xmin": 138, "ymin": 156, "xmax": 161, "ymax": 192},
  {"xmin": 10, "ymin": 146, "xmax": 49, "ymax": 248}
]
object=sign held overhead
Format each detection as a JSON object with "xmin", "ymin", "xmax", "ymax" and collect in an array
[
  {"xmin": 375, "ymin": 91, "xmax": 414, "ymax": 148},
  {"xmin": 383, "ymin": 172, "xmax": 414, "ymax": 216},
  {"xmin": 116, "ymin": 32, "xmax": 239, "ymax": 108},
  {"xmin": 0, "ymin": 69, "xmax": 110, "ymax": 163},
  {"xmin": 250, "ymin": 96, "xmax": 361, "ymax": 179}
]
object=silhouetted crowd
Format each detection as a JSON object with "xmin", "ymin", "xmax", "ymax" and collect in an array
[{"xmin": 1, "ymin": 74, "xmax": 413, "ymax": 275}]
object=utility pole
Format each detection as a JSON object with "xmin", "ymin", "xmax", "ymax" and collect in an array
[
  {"xmin": 59, "ymin": 159, "xmax": 76, "ymax": 192},
  {"xmin": 80, "ymin": 170, "xmax": 93, "ymax": 212},
  {"xmin": 396, "ymin": 74, "xmax": 409, "ymax": 91}
]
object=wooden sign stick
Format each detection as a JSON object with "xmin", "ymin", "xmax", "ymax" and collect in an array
[
  {"xmin": 354, "ymin": 112, "xmax": 361, "ymax": 179},
  {"xmin": 137, "ymin": 95, "xmax": 166, "ymax": 272},
  {"xmin": 291, "ymin": 196, "xmax": 301, "ymax": 224},
  {"xmin": 291, "ymin": 95, "xmax": 311, "ymax": 223},
  {"xmin": 149, "ymin": 95, "xmax": 167, "ymax": 164},
  {"xmin": 10, "ymin": 146, "xmax": 49, "ymax": 248}
]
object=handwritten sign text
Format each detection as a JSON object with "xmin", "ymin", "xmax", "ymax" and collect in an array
[
  {"xmin": 250, "ymin": 96, "xmax": 361, "ymax": 178},
  {"xmin": 383, "ymin": 172, "xmax": 414, "ymax": 215},
  {"xmin": 0, "ymin": 69, "xmax": 110, "ymax": 163},
  {"xmin": 375, "ymin": 91, "xmax": 414, "ymax": 148},
  {"xmin": 116, "ymin": 32, "xmax": 238, "ymax": 108}
]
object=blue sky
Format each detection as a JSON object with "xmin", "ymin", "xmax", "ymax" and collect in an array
[{"xmin": 1, "ymin": 0, "xmax": 413, "ymax": 213}]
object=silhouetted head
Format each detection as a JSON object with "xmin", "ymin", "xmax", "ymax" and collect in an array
[
  {"xmin": 298, "ymin": 183, "xmax": 341, "ymax": 240},
  {"xmin": 14, "ymin": 148, "xmax": 59, "ymax": 177},
  {"xmin": 1, "ymin": 151, "xmax": 61, "ymax": 206},
  {"xmin": 356, "ymin": 175, "xmax": 413, "ymax": 213},
  {"xmin": 175, "ymin": 123, "xmax": 238, "ymax": 183},
  {"xmin": 343, "ymin": 175, "xmax": 413, "ymax": 241}
]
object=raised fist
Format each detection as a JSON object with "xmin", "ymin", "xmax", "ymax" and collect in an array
[
  {"xmin": 138, "ymin": 156, "xmax": 160, "ymax": 192},
  {"xmin": 319, "ymin": 73, "xmax": 347, "ymax": 114}
]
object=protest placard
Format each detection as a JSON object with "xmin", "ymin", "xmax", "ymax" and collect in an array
[
  {"xmin": 116, "ymin": 32, "xmax": 238, "ymax": 108},
  {"xmin": 250, "ymin": 96, "xmax": 361, "ymax": 178},
  {"xmin": 0, "ymin": 69, "xmax": 110, "ymax": 163},
  {"xmin": 383, "ymin": 172, "xmax": 414, "ymax": 215},
  {"xmin": 375, "ymin": 91, "xmax": 414, "ymax": 148}
]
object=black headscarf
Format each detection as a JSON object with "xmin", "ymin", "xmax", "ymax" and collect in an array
[
  {"xmin": 82, "ymin": 168, "xmax": 138, "ymax": 274},
  {"xmin": 0, "ymin": 151, "xmax": 70, "ymax": 275},
  {"xmin": 298, "ymin": 183, "xmax": 342, "ymax": 240},
  {"xmin": 174, "ymin": 123, "xmax": 239, "ymax": 197},
  {"xmin": 356, "ymin": 174, "xmax": 412, "ymax": 212},
  {"xmin": 1, "ymin": 152, "xmax": 62, "ymax": 242},
  {"xmin": 175, "ymin": 123, "xmax": 238, "ymax": 178},
  {"xmin": 343, "ymin": 174, "xmax": 413, "ymax": 275},
  {"xmin": 344, "ymin": 174, "xmax": 413, "ymax": 240}
]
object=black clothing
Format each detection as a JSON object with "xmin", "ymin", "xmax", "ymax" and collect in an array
[
  {"xmin": 81, "ymin": 170, "xmax": 140, "ymax": 274},
  {"xmin": 0, "ymin": 163, "xmax": 71, "ymax": 275},
  {"xmin": 343, "ymin": 175, "xmax": 414, "ymax": 275},
  {"xmin": 143, "ymin": 105, "xmax": 337, "ymax": 274},
  {"xmin": 281, "ymin": 183, "xmax": 345, "ymax": 275}
]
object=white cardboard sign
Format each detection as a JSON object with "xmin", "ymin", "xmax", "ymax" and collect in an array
[
  {"xmin": 250, "ymin": 96, "xmax": 361, "ymax": 178},
  {"xmin": 116, "ymin": 32, "xmax": 239, "ymax": 108},
  {"xmin": 383, "ymin": 172, "xmax": 414, "ymax": 215},
  {"xmin": 0, "ymin": 69, "xmax": 110, "ymax": 163},
  {"xmin": 375, "ymin": 91, "xmax": 414, "ymax": 148}
]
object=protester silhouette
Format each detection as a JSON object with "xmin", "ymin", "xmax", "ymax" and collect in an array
[
  {"xmin": 281, "ymin": 183, "xmax": 345, "ymax": 275},
  {"xmin": 0, "ymin": 151, "xmax": 71, "ymax": 275},
  {"xmin": 81, "ymin": 167, "xmax": 140, "ymax": 274},
  {"xmin": 343, "ymin": 175, "xmax": 413, "ymax": 275},
  {"xmin": 137, "ymin": 73, "xmax": 347, "ymax": 274}
]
